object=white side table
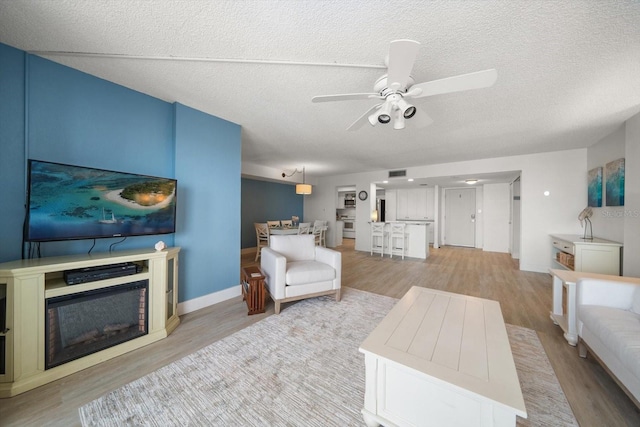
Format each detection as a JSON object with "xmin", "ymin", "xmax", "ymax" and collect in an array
[{"xmin": 549, "ymin": 269, "xmax": 640, "ymax": 346}]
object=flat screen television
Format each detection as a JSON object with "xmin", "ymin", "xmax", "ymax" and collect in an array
[{"xmin": 25, "ymin": 160, "xmax": 177, "ymax": 242}]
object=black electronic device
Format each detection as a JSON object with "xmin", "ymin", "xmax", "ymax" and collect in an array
[{"xmin": 63, "ymin": 262, "xmax": 142, "ymax": 285}]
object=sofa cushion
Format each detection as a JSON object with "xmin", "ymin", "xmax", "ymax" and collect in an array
[
  {"xmin": 581, "ymin": 305, "xmax": 640, "ymax": 381},
  {"xmin": 285, "ymin": 261, "xmax": 335, "ymax": 286},
  {"xmin": 270, "ymin": 235, "xmax": 316, "ymax": 262}
]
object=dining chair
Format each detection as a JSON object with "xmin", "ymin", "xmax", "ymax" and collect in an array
[
  {"xmin": 267, "ymin": 220, "xmax": 281, "ymax": 228},
  {"xmin": 312, "ymin": 223, "xmax": 328, "ymax": 246},
  {"xmin": 254, "ymin": 222, "xmax": 270, "ymax": 261},
  {"xmin": 297, "ymin": 222, "xmax": 312, "ymax": 234},
  {"xmin": 319, "ymin": 225, "xmax": 328, "ymax": 247},
  {"xmin": 281, "ymin": 219, "xmax": 293, "ymax": 228}
]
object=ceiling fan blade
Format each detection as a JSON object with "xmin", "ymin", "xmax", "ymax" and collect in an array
[
  {"xmin": 408, "ymin": 105, "xmax": 433, "ymax": 128},
  {"xmin": 347, "ymin": 103, "xmax": 383, "ymax": 131},
  {"xmin": 312, "ymin": 93, "xmax": 381, "ymax": 103},
  {"xmin": 386, "ymin": 39, "xmax": 421, "ymax": 91},
  {"xmin": 410, "ymin": 69, "xmax": 497, "ymax": 99}
]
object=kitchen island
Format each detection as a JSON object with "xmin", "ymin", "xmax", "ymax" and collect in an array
[{"xmin": 371, "ymin": 221, "xmax": 431, "ymax": 259}]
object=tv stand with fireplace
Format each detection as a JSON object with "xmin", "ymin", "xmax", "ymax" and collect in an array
[{"xmin": 0, "ymin": 247, "xmax": 180, "ymax": 398}]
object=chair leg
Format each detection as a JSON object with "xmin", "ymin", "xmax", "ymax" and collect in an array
[
  {"xmin": 578, "ymin": 339, "xmax": 588, "ymax": 358},
  {"xmin": 274, "ymin": 301, "xmax": 281, "ymax": 314},
  {"xmin": 335, "ymin": 289, "xmax": 342, "ymax": 302},
  {"xmin": 255, "ymin": 246, "xmax": 260, "ymax": 261}
]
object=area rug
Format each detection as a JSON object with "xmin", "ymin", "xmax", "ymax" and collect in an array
[{"xmin": 79, "ymin": 288, "xmax": 577, "ymax": 426}]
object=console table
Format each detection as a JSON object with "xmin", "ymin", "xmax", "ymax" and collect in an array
[
  {"xmin": 0, "ymin": 247, "xmax": 179, "ymax": 398},
  {"xmin": 550, "ymin": 234, "xmax": 622, "ymax": 275},
  {"xmin": 360, "ymin": 286, "xmax": 526, "ymax": 427}
]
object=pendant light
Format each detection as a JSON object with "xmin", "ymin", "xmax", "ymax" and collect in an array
[{"xmin": 295, "ymin": 166, "xmax": 312, "ymax": 195}]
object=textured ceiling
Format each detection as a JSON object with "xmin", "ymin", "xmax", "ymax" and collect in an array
[{"xmin": 1, "ymin": 1, "xmax": 640, "ymax": 179}]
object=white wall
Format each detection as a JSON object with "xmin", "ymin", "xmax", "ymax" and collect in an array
[
  {"xmin": 624, "ymin": 112, "xmax": 640, "ymax": 277},
  {"xmin": 587, "ymin": 125, "xmax": 626, "ymax": 242},
  {"xmin": 483, "ymin": 183, "xmax": 511, "ymax": 253},
  {"xmin": 303, "ymin": 149, "xmax": 587, "ymax": 273}
]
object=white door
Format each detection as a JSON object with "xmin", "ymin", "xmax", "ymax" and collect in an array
[{"xmin": 445, "ymin": 188, "xmax": 476, "ymax": 247}]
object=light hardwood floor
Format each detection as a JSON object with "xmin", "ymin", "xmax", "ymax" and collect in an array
[{"xmin": 1, "ymin": 241, "xmax": 638, "ymax": 426}]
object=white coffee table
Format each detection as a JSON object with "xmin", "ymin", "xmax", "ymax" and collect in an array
[{"xmin": 359, "ymin": 287, "xmax": 527, "ymax": 427}]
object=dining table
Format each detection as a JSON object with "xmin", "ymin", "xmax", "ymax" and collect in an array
[{"xmin": 269, "ymin": 226, "xmax": 300, "ymax": 235}]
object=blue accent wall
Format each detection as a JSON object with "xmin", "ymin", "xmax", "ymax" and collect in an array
[
  {"xmin": 0, "ymin": 43, "xmax": 242, "ymax": 304},
  {"xmin": 24, "ymin": 54, "xmax": 176, "ymax": 256},
  {"xmin": 174, "ymin": 104, "xmax": 241, "ymax": 301},
  {"xmin": 241, "ymin": 178, "xmax": 304, "ymax": 248},
  {"xmin": 0, "ymin": 44, "xmax": 26, "ymax": 263}
]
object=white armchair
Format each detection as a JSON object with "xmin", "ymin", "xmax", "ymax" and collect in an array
[{"xmin": 260, "ymin": 234, "xmax": 341, "ymax": 314}]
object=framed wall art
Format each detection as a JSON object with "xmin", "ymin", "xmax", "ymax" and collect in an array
[
  {"xmin": 587, "ymin": 167, "xmax": 602, "ymax": 207},
  {"xmin": 605, "ymin": 158, "xmax": 625, "ymax": 206}
]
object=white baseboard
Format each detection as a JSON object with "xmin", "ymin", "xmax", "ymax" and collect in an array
[{"xmin": 177, "ymin": 284, "xmax": 242, "ymax": 315}]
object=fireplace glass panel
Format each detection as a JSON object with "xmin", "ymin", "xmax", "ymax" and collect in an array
[
  {"xmin": 45, "ymin": 280, "xmax": 148, "ymax": 369},
  {"xmin": 0, "ymin": 283, "xmax": 6, "ymax": 375},
  {"xmin": 167, "ymin": 258, "xmax": 175, "ymax": 319}
]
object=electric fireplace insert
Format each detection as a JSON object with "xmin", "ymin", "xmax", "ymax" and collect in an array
[{"xmin": 45, "ymin": 280, "xmax": 148, "ymax": 369}]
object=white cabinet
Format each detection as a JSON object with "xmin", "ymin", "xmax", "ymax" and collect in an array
[
  {"xmin": 550, "ymin": 234, "xmax": 621, "ymax": 275},
  {"xmin": 426, "ymin": 187, "xmax": 435, "ymax": 219},
  {"xmin": 337, "ymin": 193, "xmax": 345, "ymax": 209},
  {"xmin": 396, "ymin": 188, "xmax": 429, "ymax": 220},
  {"xmin": 385, "ymin": 190, "xmax": 397, "ymax": 221}
]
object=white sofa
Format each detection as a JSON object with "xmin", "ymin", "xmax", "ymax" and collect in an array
[
  {"xmin": 260, "ymin": 234, "xmax": 341, "ymax": 314},
  {"xmin": 576, "ymin": 277, "xmax": 640, "ymax": 406}
]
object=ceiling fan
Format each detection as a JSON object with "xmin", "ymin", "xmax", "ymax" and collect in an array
[{"xmin": 312, "ymin": 39, "xmax": 497, "ymax": 131}]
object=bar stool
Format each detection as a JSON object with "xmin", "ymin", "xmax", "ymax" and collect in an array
[
  {"xmin": 370, "ymin": 222, "xmax": 385, "ymax": 257},
  {"xmin": 389, "ymin": 222, "xmax": 408, "ymax": 259}
]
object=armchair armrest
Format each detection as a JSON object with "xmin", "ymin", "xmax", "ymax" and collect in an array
[
  {"xmin": 315, "ymin": 246, "xmax": 342, "ymax": 289},
  {"xmin": 260, "ymin": 247, "xmax": 287, "ymax": 300},
  {"xmin": 576, "ymin": 278, "xmax": 637, "ymax": 310}
]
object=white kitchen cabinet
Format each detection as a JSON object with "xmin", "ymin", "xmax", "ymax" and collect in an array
[
  {"xmin": 396, "ymin": 188, "xmax": 429, "ymax": 220},
  {"xmin": 337, "ymin": 193, "xmax": 345, "ymax": 209},
  {"xmin": 385, "ymin": 190, "xmax": 397, "ymax": 221},
  {"xmin": 426, "ymin": 187, "xmax": 435, "ymax": 219}
]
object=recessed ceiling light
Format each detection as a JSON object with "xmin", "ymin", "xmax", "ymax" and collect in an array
[
  {"xmin": 465, "ymin": 179, "xmax": 478, "ymax": 184},
  {"xmin": 408, "ymin": 178, "xmax": 414, "ymax": 182},
  {"xmin": 383, "ymin": 180, "xmax": 388, "ymax": 184}
]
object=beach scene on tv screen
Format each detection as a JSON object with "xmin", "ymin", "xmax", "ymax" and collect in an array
[{"xmin": 27, "ymin": 161, "xmax": 176, "ymax": 241}]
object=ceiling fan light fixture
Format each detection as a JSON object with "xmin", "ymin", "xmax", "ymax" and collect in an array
[
  {"xmin": 378, "ymin": 114, "xmax": 391, "ymax": 124},
  {"xmin": 395, "ymin": 98, "xmax": 416, "ymax": 120},
  {"xmin": 369, "ymin": 101, "xmax": 392, "ymax": 125},
  {"xmin": 393, "ymin": 109, "xmax": 405, "ymax": 130},
  {"xmin": 403, "ymin": 105, "xmax": 416, "ymax": 119}
]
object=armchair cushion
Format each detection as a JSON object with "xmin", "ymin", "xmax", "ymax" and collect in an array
[{"xmin": 286, "ymin": 260, "xmax": 336, "ymax": 286}]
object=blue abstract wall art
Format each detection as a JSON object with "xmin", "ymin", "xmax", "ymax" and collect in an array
[
  {"xmin": 605, "ymin": 158, "xmax": 625, "ymax": 206},
  {"xmin": 587, "ymin": 167, "xmax": 602, "ymax": 207}
]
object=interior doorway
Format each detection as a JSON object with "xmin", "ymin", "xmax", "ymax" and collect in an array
[{"xmin": 444, "ymin": 188, "xmax": 476, "ymax": 247}]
